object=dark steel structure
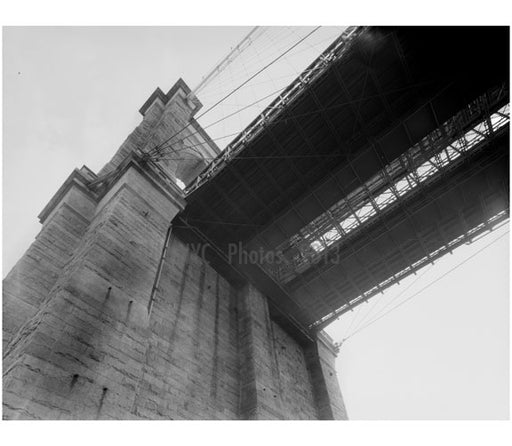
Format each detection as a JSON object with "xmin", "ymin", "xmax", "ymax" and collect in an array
[{"xmin": 172, "ymin": 27, "xmax": 509, "ymax": 342}]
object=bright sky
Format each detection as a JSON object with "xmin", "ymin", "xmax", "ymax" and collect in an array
[{"xmin": 2, "ymin": 26, "xmax": 509, "ymax": 420}]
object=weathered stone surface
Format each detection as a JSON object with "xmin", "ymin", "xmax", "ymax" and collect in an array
[
  {"xmin": 3, "ymin": 178, "xmax": 97, "ymax": 351},
  {"xmin": 3, "ymin": 79, "xmax": 347, "ymax": 420},
  {"xmin": 98, "ymin": 79, "xmax": 219, "ymax": 186},
  {"xmin": 238, "ymin": 283, "xmax": 320, "ymax": 420}
]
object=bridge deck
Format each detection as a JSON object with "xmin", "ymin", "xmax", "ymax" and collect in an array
[{"xmin": 173, "ymin": 26, "xmax": 509, "ymax": 340}]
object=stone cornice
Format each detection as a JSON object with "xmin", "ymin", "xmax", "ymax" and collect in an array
[
  {"xmin": 95, "ymin": 151, "xmax": 187, "ymax": 213},
  {"xmin": 38, "ymin": 169, "xmax": 99, "ymax": 224},
  {"xmin": 39, "ymin": 151, "xmax": 187, "ymax": 226}
]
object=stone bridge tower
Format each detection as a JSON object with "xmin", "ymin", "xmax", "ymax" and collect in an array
[{"xmin": 3, "ymin": 79, "xmax": 347, "ymax": 420}]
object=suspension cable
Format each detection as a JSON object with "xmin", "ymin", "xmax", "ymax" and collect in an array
[
  {"xmin": 146, "ymin": 26, "xmax": 322, "ymax": 159},
  {"xmin": 340, "ymin": 229, "xmax": 509, "ymax": 343}
]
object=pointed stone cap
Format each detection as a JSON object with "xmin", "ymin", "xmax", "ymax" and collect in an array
[{"xmin": 138, "ymin": 78, "xmax": 202, "ymax": 117}]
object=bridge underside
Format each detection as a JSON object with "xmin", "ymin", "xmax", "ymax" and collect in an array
[{"xmin": 173, "ymin": 26, "xmax": 510, "ymax": 341}]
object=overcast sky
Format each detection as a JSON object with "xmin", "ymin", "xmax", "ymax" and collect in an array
[{"xmin": 2, "ymin": 26, "xmax": 509, "ymax": 420}]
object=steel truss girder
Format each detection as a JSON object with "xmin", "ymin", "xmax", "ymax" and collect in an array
[
  {"xmin": 267, "ymin": 87, "xmax": 508, "ymax": 283},
  {"xmin": 185, "ymin": 26, "xmax": 365, "ymax": 194},
  {"xmin": 308, "ymin": 129, "xmax": 509, "ymax": 329}
]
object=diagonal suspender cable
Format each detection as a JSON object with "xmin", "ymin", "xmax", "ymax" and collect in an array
[
  {"xmin": 152, "ymin": 78, "xmax": 439, "ymax": 161},
  {"xmin": 147, "ymin": 26, "xmax": 322, "ymax": 159},
  {"xmin": 341, "ymin": 229, "xmax": 509, "ymax": 343},
  {"xmin": 345, "ymin": 263, "xmax": 435, "ymax": 339}
]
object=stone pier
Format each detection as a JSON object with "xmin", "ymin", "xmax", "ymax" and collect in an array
[{"xmin": 3, "ymin": 79, "xmax": 347, "ymax": 420}]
